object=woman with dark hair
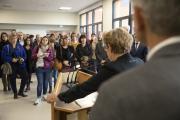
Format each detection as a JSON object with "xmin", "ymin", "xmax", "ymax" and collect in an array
[
  {"xmin": 76, "ymin": 34, "xmax": 92, "ymax": 69},
  {"xmin": 90, "ymin": 33, "xmax": 98, "ymax": 72},
  {"xmin": 0, "ymin": 32, "xmax": 11, "ymax": 91},
  {"xmin": 24, "ymin": 37, "xmax": 32, "ymax": 91},
  {"xmin": 56, "ymin": 35, "xmax": 75, "ymax": 72},
  {"xmin": 95, "ymin": 32, "xmax": 109, "ymax": 71}
]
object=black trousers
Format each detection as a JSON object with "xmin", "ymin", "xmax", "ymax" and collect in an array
[{"xmin": 10, "ymin": 65, "xmax": 28, "ymax": 94}]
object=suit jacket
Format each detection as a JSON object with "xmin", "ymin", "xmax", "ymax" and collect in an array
[
  {"xmin": 58, "ymin": 53, "xmax": 144, "ymax": 103},
  {"xmin": 130, "ymin": 42, "xmax": 148, "ymax": 62},
  {"xmin": 90, "ymin": 38, "xmax": 180, "ymax": 120}
]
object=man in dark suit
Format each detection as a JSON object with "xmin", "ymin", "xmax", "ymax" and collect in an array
[
  {"xmin": 130, "ymin": 34, "xmax": 148, "ymax": 62},
  {"xmin": 90, "ymin": 0, "xmax": 180, "ymax": 120}
]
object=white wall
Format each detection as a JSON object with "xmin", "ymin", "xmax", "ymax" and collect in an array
[
  {"xmin": 0, "ymin": 10, "xmax": 78, "ymax": 26},
  {"xmin": 0, "ymin": 10, "xmax": 78, "ymax": 35},
  {"xmin": 103, "ymin": 0, "xmax": 113, "ymax": 32},
  {"xmin": 0, "ymin": 24, "xmax": 76, "ymax": 36},
  {"xmin": 78, "ymin": 1, "xmax": 103, "ymax": 15}
]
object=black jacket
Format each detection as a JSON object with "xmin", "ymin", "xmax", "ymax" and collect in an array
[
  {"xmin": 58, "ymin": 53, "xmax": 144, "ymax": 103},
  {"xmin": 24, "ymin": 46, "xmax": 32, "ymax": 73},
  {"xmin": 56, "ymin": 45, "xmax": 75, "ymax": 66},
  {"xmin": 95, "ymin": 41, "xmax": 109, "ymax": 63},
  {"xmin": 0, "ymin": 41, "xmax": 9, "ymax": 65},
  {"xmin": 76, "ymin": 43, "xmax": 92, "ymax": 63},
  {"xmin": 130, "ymin": 42, "xmax": 148, "ymax": 62}
]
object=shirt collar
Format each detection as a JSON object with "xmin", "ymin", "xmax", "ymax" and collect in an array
[{"xmin": 147, "ymin": 36, "xmax": 180, "ymax": 60}]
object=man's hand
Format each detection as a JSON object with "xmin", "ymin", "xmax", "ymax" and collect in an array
[
  {"xmin": 12, "ymin": 58, "xmax": 18, "ymax": 63},
  {"xmin": 46, "ymin": 93, "xmax": 57, "ymax": 103}
]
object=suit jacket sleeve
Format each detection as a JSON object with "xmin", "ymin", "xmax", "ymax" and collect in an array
[{"xmin": 58, "ymin": 66, "xmax": 115, "ymax": 103}]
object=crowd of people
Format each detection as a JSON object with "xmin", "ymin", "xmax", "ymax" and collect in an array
[{"xmin": 0, "ymin": 28, "xmax": 147, "ymax": 105}]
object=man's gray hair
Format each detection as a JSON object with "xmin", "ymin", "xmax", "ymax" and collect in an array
[{"xmin": 132, "ymin": 0, "xmax": 180, "ymax": 36}]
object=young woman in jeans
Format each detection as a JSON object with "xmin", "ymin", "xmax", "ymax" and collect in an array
[{"xmin": 32, "ymin": 36, "xmax": 53, "ymax": 105}]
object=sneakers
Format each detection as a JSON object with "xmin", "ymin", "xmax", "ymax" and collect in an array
[
  {"xmin": 42, "ymin": 95, "xmax": 47, "ymax": 101},
  {"xmin": 34, "ymin": 98, "xmax": 41, "ymax": 105},
  {"xmin": 34, "ymin": 95, "xmax": 47, "ymax": 105}
]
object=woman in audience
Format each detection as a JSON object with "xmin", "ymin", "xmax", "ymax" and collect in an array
[
  {"xmin": 24, "ymin": 37, "xmax": 32, "ymax": 91},
  {"xmin": 56, "ymin": 35, "xmax": 75, "ymax": 72},
  {"xmin": 90, "ymin": 33, "xmax": 98, "ymax": 72},
  {"xmin": 48, "ymin": 38, "xmax": 57, "ymax": 93},
  {"xmin": 69, "ymin": 32, "xmax": 79, "ymax": 50},
  {"xmin": 76, "ymin": 34, "xmax": 93, "ymax": 69},
  {"xmin": 95, "ymin": 32, "xmax": 109, "ymax": 71},
  {"xmin": 32, "ymin": 36, "xmax": 53, "ymax": 105},
  {"xmin": 0, "ymin": 32, "xmax": 11, "ymax": 91},
  {"xmin": 47, "ymin": 28, "xmax": 144, "ymax": 103},
  {"xmin": 1, "ymin": 33, "xmax": 28, "ymax": 99}
]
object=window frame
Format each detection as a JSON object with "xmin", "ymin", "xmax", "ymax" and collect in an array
[
  {"xmin": 80, "ymin": 6, "xmax": 103, "ymax": 37},
  {"xmin": 112, "ymin": 0, "xmax": 133, "ymax": 33}
]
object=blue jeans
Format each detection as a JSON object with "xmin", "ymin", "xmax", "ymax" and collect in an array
[
  {"xmin": 49, "ymin": 68, "xmax": 58, "ymax": 88},
  {"xmin": 36, "ymin": 67, "xmax": 51, "ymax": 97}
]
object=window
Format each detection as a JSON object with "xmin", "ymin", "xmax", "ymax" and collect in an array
[
  {"xmin": 114, "ymin": 21, "xmax": 120, "ymax": 28},
  {"xmin": 98, "ymin": 24, "xmax": 102, "ymax": 32},
  {"xmin": 122, "ymin": 19, "xmax": 129, "ymax": 27},
  {"xmin": 80, "ymin": 7, "xmax": 103, "ymax": 39},
  {"xmin": 87, "ymin": 26, "xmax": 92, "ymax": 40},
  {"xmin": 88, "ymin": 12, "xmax": 93, "ymax": 25},
  {"xmin": 115, "ymin": 0, "xmax": 129, "ymax": 18},
  {"xmin": 114, "ymin": 0, "xmax": 121, "ymax": 19},
  {"xmin": 81, "ymin": 14, "xmax": 87, "ymax": 26},
  {"xmin": 113, "ymin": 0, "xmax": 133, "ymax": 33},
  {"xmin": 94, "ymin": 7, "xmax": 103, "ymax": 23}
]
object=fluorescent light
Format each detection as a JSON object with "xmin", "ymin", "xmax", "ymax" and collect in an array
[{"xmin": 59, "ymin": 7, "xmax": 72, "ymax": 10}]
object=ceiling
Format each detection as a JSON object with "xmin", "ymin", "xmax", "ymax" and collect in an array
[{"xmin": 0, "ymin": 0, "xmax": 101, "ymax": 13}]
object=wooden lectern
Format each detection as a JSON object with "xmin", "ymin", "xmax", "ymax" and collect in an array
[{"xmin": 51, "ymin": 70, "xmax": 93, "ymax": 120}]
